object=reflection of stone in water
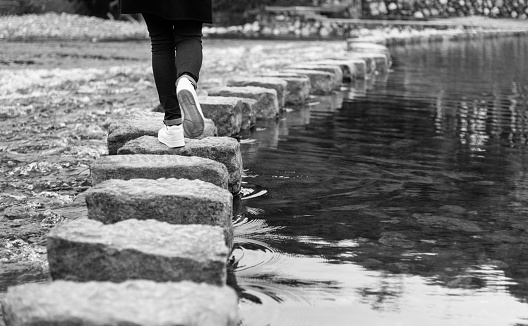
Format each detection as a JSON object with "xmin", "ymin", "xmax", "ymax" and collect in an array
[
  {"xmin": 253, "ymin": 119, "xmax": 279, "ymax": 149},
  {"xmin": 284, "ymin": 107, "xmax": 311, "ymax": 128},
  {"xmin": 347, "ymin": 79, "xmax": 368, "ymax": 98},
  {"xmin": 308, "ymin": 92, "xmax": 344, "ymax": 112}
]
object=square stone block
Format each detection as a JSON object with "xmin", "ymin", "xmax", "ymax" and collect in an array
[
  {"xmin": 47, "ymin": 219, "xmax": 229, "ymax": 285},
  {"xmin": 107, "ymin": 112, "xmax": 217, "ymax": 155},
  {"xmin": 207, "ymin": 86, "xmax": 279, "ymax": 119},
  {"xmin": 2, "ymin": 280, "xmax": 238, "ymax": 326},
  {"xmin": 117, "ymin": 136, "xmax": 242, "ymax": 194},
  {"xmin": 85, "ymin": 178, "xmax": 233, "ymax": 248},
  {"xmin": 90, "ymin": 154, "xmax": 229, "ymax": 191}
]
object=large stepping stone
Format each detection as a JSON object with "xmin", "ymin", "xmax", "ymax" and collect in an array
[
  {"xmin": 47, "ymin": 219, "xmax": 229, "ymax": 285},
  {"xmin": 85, "ymin": 178, "xmax": 234, "ymax": 247},
  {"xmin": 348, "ymin": 35, "xmax": 387, "ymax": 45},
  {"xmin": 226, "ymin": 76, "xmax": 287, "ymax": 110},
  {"xmin": 259, "ymin": 72, "xmax": 311, "ymax": 105},
  {"xmin": 91, "ymin": 154, "xmax": 229, "ymax": 190},
  {"xmin": 207, "ymin": 86, "xmax": 279, "ymax": 119},
  {"xmin": 307, "ymin": 59, "xmax": 368, "ymax": 80},
  {"xmin": 107, "ymin": 112, "xmax": 217, "ymax": 155},
  {"xmin": 281, "ymin": 69, "xmax": 336, "ymax": 95},
  {"xmin": 3, "ymin": 280, "xmax": 238, "ymax": 326},
  {"xmin": 287, "ymin": 64, "xmax": 343, "ymax": 85},
  {"xmin": 346, "ymin": 41, "xmax": 392, "ymax": 67},
  {"xmin": 196, "ymin": 96, "xmax": 242, "ymax": 136},
  {"xmin": 333, "ymin": 54, "xmax": 376, "ymax": 75},
  {"xmin": 118, "ymin": 136, "xmax": 242, "ymax": 194},
  {"xmin": 352, "ymin": 52, "xmax": 389, "ymax": 73}
]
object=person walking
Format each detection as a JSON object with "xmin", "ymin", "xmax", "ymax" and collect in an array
[{"xmin": 119, "ymin": 0, "xmax": 212, "ymax": 147}]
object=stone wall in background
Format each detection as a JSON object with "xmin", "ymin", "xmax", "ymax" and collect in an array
[{"xmin": 363, "ymin": 0, "xmax": 528, "ymax": 19}]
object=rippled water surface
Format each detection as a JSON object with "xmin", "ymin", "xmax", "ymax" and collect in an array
[{"xmin": 235, "ymin": 37, "xmax": 528, "ymax": 326}]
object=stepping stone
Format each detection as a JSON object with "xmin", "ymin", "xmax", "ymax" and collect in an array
[
  {"xmin": 47, "ymin": 219, "xmax": 229, "ymax": 285},
  {"xmin": 348, "ymin": 35, "xmax": 387, "ymax": 45},
  {"xmin": 237, "ymin": 97, "xmax": 258, "ymax": 130},
  {"xmin": 226, "ymin": 76, "xmax": 287, "ymax": 110},
  {"xmin": 281, "ymin": 69, "xmax": 336, "ymax": 95},
  {"xmin": 91, "ymin": 154, "xmax": 229, "ymax": 190},
  {"xmin": 3, "ymin": 280, "xmax": 238, "ymax": 326},
  {"xmin": 196, "ymin": 96, "xmax": 242, "ymax": 136},
  {"xmin": 207, "ymin": 86, "xmax": 279, "ymax": 119},
  {"xmin": 347, "ymin": 41, "xmax": 392, "ymax": 66},
  {"xmin": 287, "ymin": 64, "xmax": 343, "ymax": 85},
  {"xmin": 352, "ymin": 52, "xmax": 389, "ymax": 73},
  {"xmin": 118, "ymin": 136, "xmax": 242, "ymax": 194},
  {"xmin": 85, "ymin": 178, "xmax": 234, "ymax": 247},
  {"xmin": 107, "ymin": 112, "xmax": 217, "ymax": 155},
  {"xmin": 333, "ymin": 54, "xmax": 376, "ymax": 75},
  {"xmin": 308, "ymin": 59, "xmax": 367, "ymax": 80},
  {"xmin": 259, "ymin": 72, "xmax": 311, "ymax": 105}
]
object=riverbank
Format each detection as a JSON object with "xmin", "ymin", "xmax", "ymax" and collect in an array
[{"xmin": 1, "ymin": 13, "xmax": 527, "ymax": 42}]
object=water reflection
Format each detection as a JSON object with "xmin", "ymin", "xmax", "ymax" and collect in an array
[{"xmin": 237, "ymin": 36, "xmax": 528, "ymax": 325}]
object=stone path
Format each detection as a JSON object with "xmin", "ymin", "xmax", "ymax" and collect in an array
[{"xmin": 2, "ymin": 40, "xmax": 392, "ymax": 325}]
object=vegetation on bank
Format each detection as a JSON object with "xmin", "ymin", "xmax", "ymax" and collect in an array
[{"xmin": 0, "ymin": 13, "xmax": 147, "ymax": 41}]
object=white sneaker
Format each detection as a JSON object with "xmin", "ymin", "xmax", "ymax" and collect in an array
[
  {"xmin": 158, "ymin": 124, "xmax": 185, "ymax": 148},
  {"xmin": 177, "ymin": 76, "xmax": 205, "ymax": 138}
]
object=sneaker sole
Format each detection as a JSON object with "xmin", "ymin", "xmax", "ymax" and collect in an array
[
  {"xmin": 178, "ymin": 89, "xmax": 205, "ymax": 138},
  {"xmin": 158, "ymin": 132, "xmax": 185, "ymax": 148}
]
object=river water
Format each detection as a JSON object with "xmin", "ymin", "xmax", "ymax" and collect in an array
[{"xmin": 235, "ymin": 36, "xmax": 528, "ymax": 326}]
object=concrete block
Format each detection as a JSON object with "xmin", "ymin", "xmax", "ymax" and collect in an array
[
  {"xmin": 90, "ymin": 154, "xmax": 229, "ymax": 190},
  {"xmin": 259, "ymin": 72, "xmax": 311, "ymax": 105},
  {"xmin": 281, "ymin": 69, "xmax": 336, "ymax": 95},
  {"xmin": 118, "ymin": 136, "xmax": 242, "ymax": 194},
  {"xmin": 2, "ymin": 280, "xmax": 238, "ymax": 326},
  {"xmin": 196, "ymin": 96, "xmax": 242, "ymax": 136},
  {"xmin": 85, "ymin": 178, "xmax": 233, "ymax": 247},
  {"xmin": 227, "ymin": 76, "xmax": 287, "ymax": 110},
  {"xmin": 348, "ymin": 35, "xmax": 387, "ymax": 45},
  {"xmin": 287, "ymin": 64, "xmax": 343, "ymax": 86},
  {"xmin": 346, "ymin": 41, "xmax": 392, "ymax": 67},
  {"xmin": 237, "ymin": 97, "xmax": 258, "ymax": 130},
  {"xmin": 307, "ymin": 59, "xmax": 367, "ymax": 80},
  {"xmin": 353, "ymin": 52, "xmax": 389, "ymax": 73},
  {"xmin": 85, "ymin": 179, "xmax": 233, "ymax": 248},
  {"xmin": 207, "ymin": 86, "xmax": 279, "ymax": 119},
  {"xmin": 107, "ymin": 112, "xmax": 217, "ymax": 155},
  {"xmin": 47, "ymin": 219, "xmax": 229, "ymax": 285}
]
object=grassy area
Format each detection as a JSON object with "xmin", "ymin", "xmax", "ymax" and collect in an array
[{"xmin": 0, "ymin": 13, "xmax": 148, "ymax": 41}]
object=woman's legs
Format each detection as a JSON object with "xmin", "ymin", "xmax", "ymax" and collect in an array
[{"xmin": 142, "ymin": 13, "xmax": 203, "ymax": 126}]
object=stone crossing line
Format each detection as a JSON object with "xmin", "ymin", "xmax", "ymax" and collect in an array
[{"xmin": 2, "ymin": 41, "xmax": 392, "ymax": 325}]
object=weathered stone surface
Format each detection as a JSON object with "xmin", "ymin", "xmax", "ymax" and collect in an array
[
  {"xmin": 358, "ymin": 53, "xmax": 390, "ymax": 73},
  {"xmin": 236, "ymin": 97, "xmax": 258, "ymax": 129},
  {"xmin": 348, "ymin": 35, "xmax": 387, "ymax": 45},
  {"xmin": 118, "ymin": 136, "xmax": 242, "ymax": 194},
  {"xmin": 91, "ymin": 154, "xmax": 229, "ymax": 190},
  {"xmin": 107, "ymin": 112, "xmax": 217, "ymax": 155},
  {"xmin": 281, "ymin": 69, "xmax": 336, "ymax": 95},
  {"xmin": 47, "ymin": 219, "xmax": 229, "ymax": 285},
  {"xmin": 259, "ymin": 72, "xmax": 311, "ymax": 105},
  {"xmin": 347, "ymin": 41, "xmax": 391, "ymax": 62},
  {"xmin": 227, "ymin": 77, "xmax": 287, "ymax": 110},
  {"xmin": 287, "ymin": 64, "xmax": 343, "ymax": 86},
  {"xmin": 197, "ymin": 96, "xmax": 242, "ymax": 136},
  {"xmin": 207, "ymin": 86, "xmax": 279, "ymax": 119},
  {"xmin": 308, "ymin": 59, "xmax": 368, "ymax": 80},
  {"xmin": 335, "ymin": 54, "xmax": 376, "ymax": 75},
  {"xmin": 2, "ymin": 280, "xmax": 238, "ymax": 326},
  {"xmin": 85, "ymin": 178, "xmax": 234, "ymax": 247}
]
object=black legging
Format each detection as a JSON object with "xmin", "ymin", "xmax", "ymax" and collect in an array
[{"xmin": 143, "ymin": 13, "xmax": 203, "ymax": 124}]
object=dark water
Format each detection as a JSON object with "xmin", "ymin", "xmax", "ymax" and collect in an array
[{"xmin": 235, "ymin": 36, "xmax": 528, "ymax": 326}]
